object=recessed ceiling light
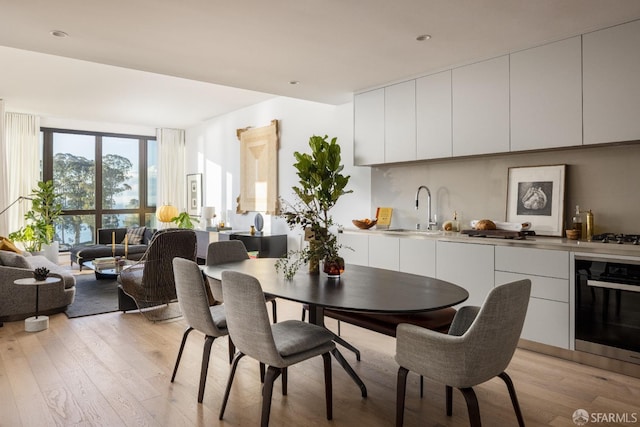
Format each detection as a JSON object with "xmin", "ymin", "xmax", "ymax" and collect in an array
[
  {"xmin": 289, "ymin": 80, "xmax": 300, "ymax": 85},
  {"xmin": 50, "ymin": 30, "xmax": 69, "ymax": 38},
  {"xmin": 416, "ymin": 34, "xmax": 432, "ymax": 41}
]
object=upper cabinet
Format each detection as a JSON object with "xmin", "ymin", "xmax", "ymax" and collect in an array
[
  {"xmin": 354, "ymin": 88, "xmax": 385, "ymax": 165},
  {"xmin": 452, "ymin": 55, "xmax": 510, "ymax": 157},
  {"xmin": 385, "ymin": 80, "xmax": 417, "ymax": 163},
  {"xmin": 510, "ymin": 37, "xmax": 582, "ymax": 151},
  {"xmin": 416, "ymin": 70, "xmax": 452, "ymax": 160},
  {"xmin": 354, "ymin": 19, "xmax": 640, "ymax": 166},
  {"xmin": 583, "ymin": 19, "xmax": 640, "ymax": 145}
]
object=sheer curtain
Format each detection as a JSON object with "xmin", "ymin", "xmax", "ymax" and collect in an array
[
  {"xmin": 3, "ymin": 113, "xmax": 40, "ymax": 236},
  {"xmin": 0, "ymin": 100, "xmax": 7, "ymax": 236},
  {"xmin": 157, "ymin": 128, "xmax": 186, "ymax": 212}
]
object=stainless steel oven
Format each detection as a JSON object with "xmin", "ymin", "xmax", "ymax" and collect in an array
[{"xmin": 575, "ymin": 254, "xmax": 640, "ymax": 364}]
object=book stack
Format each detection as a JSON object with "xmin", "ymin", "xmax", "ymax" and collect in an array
[{"xmin": 93, "ymin": 257, "xmax": 116, "ymax": 269}]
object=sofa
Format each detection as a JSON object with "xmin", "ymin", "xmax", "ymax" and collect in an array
[
  {"xmin": 0, "ymin": 250, "xmax": 76, "ymax": 322},
  {"xmin": 70, "ymin": 227, "xmax": 154, "ymax": 270}
]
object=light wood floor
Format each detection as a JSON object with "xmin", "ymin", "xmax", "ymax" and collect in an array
[{"xmin": 1, "ymin": 297, "xmax": 639, "ymax": 427}]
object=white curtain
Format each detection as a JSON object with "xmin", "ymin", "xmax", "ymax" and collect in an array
[
  {"xmin": 3, "ymin": 113, "xmax": 40, "ymax": 236},
  {"xmin": 157, "ymin": 128, "xmax": 186, "ymax": 212},
  {"xmin": 0, "ymin": 99, "xmax": 7, "ymax": 236}
]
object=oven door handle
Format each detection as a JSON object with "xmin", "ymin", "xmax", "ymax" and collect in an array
[{"xmin": 587, "ymin": 279, "xmax": 640, "ymax": 293}]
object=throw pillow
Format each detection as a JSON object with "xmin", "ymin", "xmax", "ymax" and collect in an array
[
  {"xmin": 122, "ymin": 226, "xmax": 146, "ymax": 245},
  {"xmin": 0, "ymin": 236, "xmax": 22, "ymax": 253},
  {"xmin": 0, "ymin": 250, "xmax": 31, "ymax": 268}
]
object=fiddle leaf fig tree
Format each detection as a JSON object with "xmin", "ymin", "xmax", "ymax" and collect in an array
[{"xmin": 276, "ymin": 135, "xmax": 352, "ymax": 279}]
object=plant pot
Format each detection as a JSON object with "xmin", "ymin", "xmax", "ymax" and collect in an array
[{"xmin": 42, "ymin": 241, "xmax": 59, "ymax": 264}]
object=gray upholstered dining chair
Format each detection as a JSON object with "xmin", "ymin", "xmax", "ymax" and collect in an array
[
  {"xmin": 170, "ymin": 258, "xmax": 230, "ymax": 403},
  {"xmin": 219, "ymin": 270, "xmax": 336, "ymax": 427},
  {"xmin": 206, "ymin": 240, "xmax": 278, "ymax": 322},
  {"xmin": 395, "ymin": 279, "xmax": 531, "ymax": 427}
]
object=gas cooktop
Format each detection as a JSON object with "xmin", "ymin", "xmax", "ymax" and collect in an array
[{"xmin": 591, "ymin": 233, "xmax": 640, "ymax": 245}]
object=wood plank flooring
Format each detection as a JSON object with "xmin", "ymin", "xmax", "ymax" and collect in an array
[{"xmin": 1, "ymin": 298, "xmax": 639, "ymax": 426}]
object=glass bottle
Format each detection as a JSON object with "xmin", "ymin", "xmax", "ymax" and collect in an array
[{"xmin": 572, "ymin": 205, "xmax": 583, "ymax": 240}]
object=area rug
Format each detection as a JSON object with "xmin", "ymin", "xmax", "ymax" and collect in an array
[{"xmin": 65, "ymin": 273, "xmax": 119, "ymax": 318}]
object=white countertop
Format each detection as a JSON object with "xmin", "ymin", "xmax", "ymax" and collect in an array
[{"xmin": 340, "ymin": 227, "xmax": 640, "ymax": 258}]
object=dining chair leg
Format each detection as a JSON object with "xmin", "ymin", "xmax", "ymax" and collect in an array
[
  {"xmin": 228, "ymin": 337, "xmax": 235, "ymax": 364},
  {"xmin": 260, "ymin": 362, "xmax": 266, "ymax": 383},
  {"xmin": 420, "ymin": 375, "xmax": 424, "ymax": 398},
  {"xmin": 219, "ymin": 352, "xmax": 246, "ymax": 420},
  {"xmin": 171, "ymin": 327, "xmax": 194, "ymax": 382},
  {"xmin": 446, "ymin": 385, "xmax": 453, "ymax": 416},
  {"xmin": 498, "ymin": 372, "xmax": 525, "ymax": 426},
  {"xmin": 322, "ymin": 352, "xmax": 333, "ymax": 420},
  {"xmin": 396, "ymin": 366, "xmax": 409, "ymax": 427},
  {"xmin": 271, "ymin": 299, "xmax": 277, "ymax": 323},
  {"xmin": 301, "ymin": 306, "xmax": 306, "ymax": 321},
  {"xmin": 282, "ymin": 367, "xmax": 288, "ymax": 395},
  {"xmin": 261, "ymin": 366, "xmax": 282, "ymax": 427},
  {"xmin": 198, "ymin": 335, "xmax": 215, "ymax": 403},
  {"xmin": 459, "ymin": 387, "xmax": 482, "ymax": 427}
]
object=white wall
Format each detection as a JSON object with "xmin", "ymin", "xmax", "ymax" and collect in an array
[{"xmin": 185, "ymin": 97, "xmax": 371, "ymax": 249}]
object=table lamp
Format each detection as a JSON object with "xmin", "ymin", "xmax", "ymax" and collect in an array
[
  {"xmin": 156, "ymin": 204, "xmax": 179, "ymax": 229},
  {"xmin": 201, "ymin": 206, "xmax": 216, "ymax": 229}
]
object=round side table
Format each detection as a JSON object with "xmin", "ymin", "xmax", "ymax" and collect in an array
[{"xmin": 14, "ymin": 277, "xmax": 61, "ymax": 332}]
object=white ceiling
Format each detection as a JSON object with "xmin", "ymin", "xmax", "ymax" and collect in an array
[{"xmin": 2, "ymin": 0, "xmax": 640, "ymax": 129}]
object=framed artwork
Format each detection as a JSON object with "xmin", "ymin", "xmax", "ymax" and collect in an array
[
  {"xmin": 506, "ymin": 165, "xmax": 566, "ymax": 236},
  {"xmin": 237, "ymin": 119, "xmax": 279, "ymax": 214},
  {"xmin": 186, "ymin": 173, "xmax": 202, "ymax": 216}
]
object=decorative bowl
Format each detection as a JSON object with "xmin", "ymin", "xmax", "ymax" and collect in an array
[
  {"xmin": 566, "ymin": 229, "xmax": 580, "ymax": 240},
  {"xmin": 352, "ymin": 219, "xmax": 377, "ymax": 229}
]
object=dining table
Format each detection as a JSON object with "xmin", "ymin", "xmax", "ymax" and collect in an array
[{"xmin": 202, "ymin": 258, "xmax": 469, "ymax": 398}]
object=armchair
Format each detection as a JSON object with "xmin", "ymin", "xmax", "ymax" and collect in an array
[{"xmin": 118, "ymin": 228, "xmax": 197, "ymax": 321}]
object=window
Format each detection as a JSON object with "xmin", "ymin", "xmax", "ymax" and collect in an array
[{"xmin": 41, "ymin": 128, "xmax": 157, "ymax": 250}]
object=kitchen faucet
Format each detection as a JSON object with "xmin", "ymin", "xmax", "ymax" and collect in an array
[{"xmin": 415, "ymin": 185, "xmax": 437, "ymax": 231}]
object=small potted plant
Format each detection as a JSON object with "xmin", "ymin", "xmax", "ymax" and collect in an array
[
  {"xmin": 171, "ymin": 211, "xmax": 199, "ymax": 229},
  {"xmin": 276, "ymin": 135, "xmax": 351, "ymax": 279}
]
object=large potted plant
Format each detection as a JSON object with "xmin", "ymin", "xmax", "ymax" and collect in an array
[
  {"xmin": 9, "ymin": 180, "xmax": 62, "ymax": 260},
  {"xmin": 276, "ymin": 135, "xmax": 352, "ymax": 279}
]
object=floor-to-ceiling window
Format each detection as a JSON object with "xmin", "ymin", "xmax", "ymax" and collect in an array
[{"xmin": 41, "ymin": 128, "xmax": 157, "ymax": 250}]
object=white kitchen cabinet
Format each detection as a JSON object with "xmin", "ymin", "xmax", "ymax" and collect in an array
[
  {"xmin": 368, "ymin": 234, "xmax": 399, "ymax": 271},
  {"xmin": 337, "ymin": 232, "xmax": 369, "ymax": 267},
  {"xmin": 436, "ymin": 241, "xmax": 494, "ymax": 307},
  {"xmin": 399, "ymin": 238, "xmax": 436, "ymax": 277},
  {"xmin": 416, "ymin": 70, "xmax": 452, "ymax": 160},
  {"xmin": 452, "ymin": 55, "xmax": 510, "ymax": 156},
  {"xmin": 495, "ymin": 246, "xmax": 570, "ymax": 349},
  {"xmin": 385, "ymin": 80, "xmax": 416, "ymax": 163},
  {"xmin": 354, "ymin": 88, "xmax": 385, "ymax": 165},
  {"xmin": 583, "ymin": 19, "xmax": 640, "ymax": 145},
  {"xmin": 510, "ymin": 36, "xmax": 582, "ymax": 151}
]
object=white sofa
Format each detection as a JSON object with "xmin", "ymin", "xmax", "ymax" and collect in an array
[{"xmin": 0, "ymin": 250, "xmax": 75, "ymax": 322}]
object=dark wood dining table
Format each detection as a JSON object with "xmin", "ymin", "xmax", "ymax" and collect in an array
[{"xmin": 202, "ymin": 258, "xmax": 469, "ymax": 398}]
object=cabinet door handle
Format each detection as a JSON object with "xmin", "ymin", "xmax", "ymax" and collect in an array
[{"xmin": 587, "ymin": 279, "xmax": 640, "ymax": 293}]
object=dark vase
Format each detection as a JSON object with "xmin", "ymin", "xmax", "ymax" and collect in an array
[{"xmin": 323, "ymin": 257, "xmax": 345, "ymax": 278}]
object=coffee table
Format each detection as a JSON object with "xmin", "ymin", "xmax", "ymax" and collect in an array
[{"xmin": 82, "ymin": 259, "xmax": 135, "ymax": 279}]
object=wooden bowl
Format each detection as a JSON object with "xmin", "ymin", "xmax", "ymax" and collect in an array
[
  {"xmin": 566, "ymin": 229, "xmax": 580, "ymax": 240},
  {"xmin": 352, "ymin": 219, "xmax": 377, "ymax": 229}
]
